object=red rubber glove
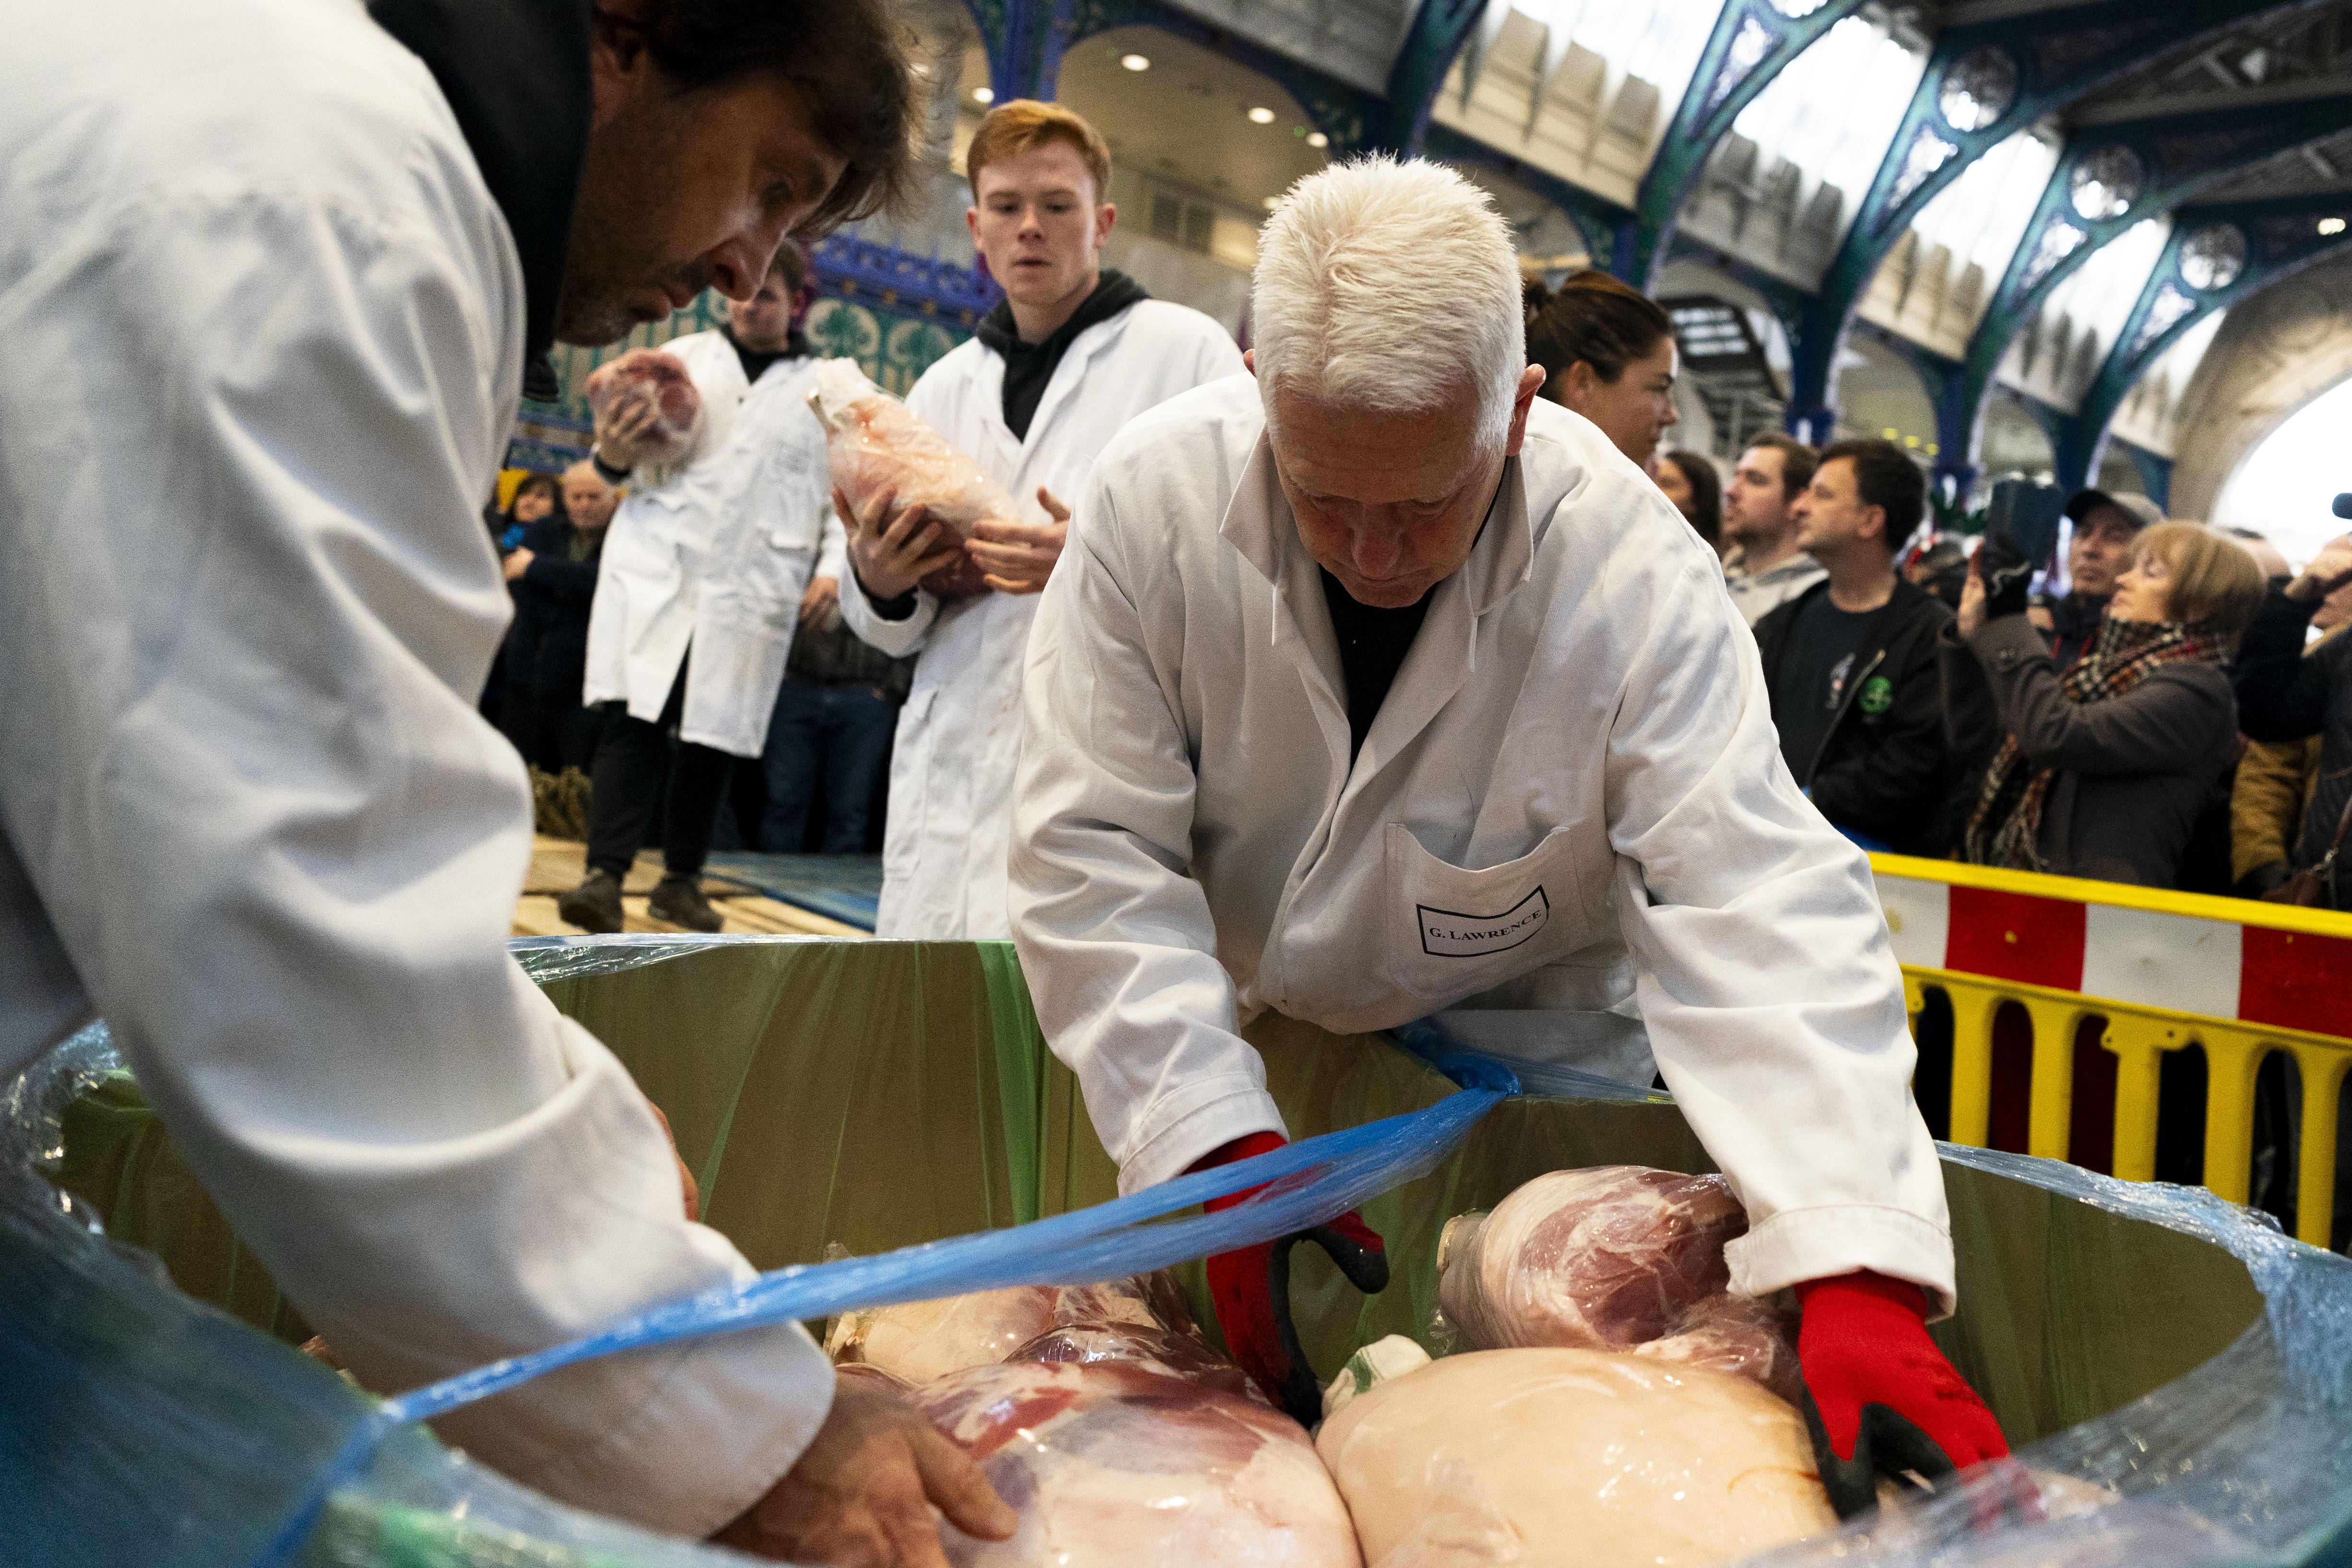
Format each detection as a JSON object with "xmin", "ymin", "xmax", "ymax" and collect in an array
[
  {"xmin": 1190, "ymin": 1131, "xmax": 1388, "ymax": 1425},
  {"xmin": 1795, "ymin": 1271, "xmax": 2008, "ymax": 1518}
]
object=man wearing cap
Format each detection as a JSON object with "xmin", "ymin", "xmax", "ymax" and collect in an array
[{"xmin": 2047, "ymin": 490, "xmax": 2163, "ymax": 668}]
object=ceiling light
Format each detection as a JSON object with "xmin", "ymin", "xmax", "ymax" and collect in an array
[
  {"xmin": 1306, "ymin": 131, "xmax": 1328, "ymax": 149},
  {"xmin": 1121, "ymin": 53, "xmax": 1150, "ymax": 71},
  {"xmin": 973, "ymin": 86, "xmax": 994, "ymax": 104},
  {"xmin": 2322, "ymin": 216, "xmax": 2348, "ymax": 236},
  {"xmin": 1248, "ymin": 106, "xmax": 1275, "ymax": 124}
]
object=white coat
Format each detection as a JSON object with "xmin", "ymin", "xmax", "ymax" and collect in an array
[
  {"xmin": 1010, "ymin": 376, "xmax": 1958, "ymax": 1312},
  {"xmin": 582, "ymin": 332, "xmax": 830, "ymax": 758},
  {"xmin": 838, "ymin": 299, "xmax": 1243, "ymax": 938},
  {"xmin": 0, "ymin": 0, "xmax": 828, "ymax": 1536}
]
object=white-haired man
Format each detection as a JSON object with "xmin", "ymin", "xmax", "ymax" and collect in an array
[{"xmin": 1010, "ymin": 158, "xmax": 2004, "ymax": 1514}]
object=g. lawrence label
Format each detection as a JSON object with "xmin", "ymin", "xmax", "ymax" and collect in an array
[{"xmin": 1418, "ymin": 887, "xmax": 1550, "ymax": 957}]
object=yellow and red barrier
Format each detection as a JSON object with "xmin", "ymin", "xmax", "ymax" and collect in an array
[{"xmin": 1869, "ymin": 854, "xmax": 2352, "ymax": 1247}]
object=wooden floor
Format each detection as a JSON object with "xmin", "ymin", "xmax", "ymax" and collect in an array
[{"xmin": 515, "ymin": 836, "xmax": 864, "ymax": 938}]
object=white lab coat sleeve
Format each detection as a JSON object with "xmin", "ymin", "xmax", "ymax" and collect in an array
[
  {"xmin": 0, "ymin": 185, "xmax": 831, "ymax": 1532},
  {"xmin": 836, "ymin": 568, "xmax": 940, "ymax": 656},
  {"xmin": 1009, "ymin": 471, "xmax": 1286, "ymax": 1195},
  {"xmin": 1598, "ymin": 529, "xmax": 1957, "ymax": 1314},
  {"xmin": 817, "ymin": 511, "xmax": 851, "ymax": 586}
]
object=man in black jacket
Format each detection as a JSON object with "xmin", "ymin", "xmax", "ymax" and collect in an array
[{"xmin": 1755, "ymin": 438, "xmax": 1981, "ymax": 855}]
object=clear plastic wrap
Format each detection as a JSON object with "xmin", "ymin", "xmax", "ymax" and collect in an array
[
  {"xmin": 1434, "ymin": 1165, "xmax": 1798, "ymax": 1396},
  {"xmin": 583, "ymin": 348, "xmax": 702, "ymax": 468},
  {"xmin": 1317, "ymin": 1347, "xmax": 1837, "ymax": 1568},
  {"xmin": 1633, "ymin": 1291, "xmax": 1803, "ymax": 1404},
  {"xmin": 805, "ymin": 359, "xmax": 1017, "ymax": 545},
  {"xmin": 824, "ymin": 1276, "xmax": 1171, "ymax": 1384},
  {"xmin": 508, "ymin": 933, "xmax": 775, "ymax": 984},
  {"xmin": 805, "ymin": 358, "xmax": 1011, "ymax": 600},
  {"xmin": 1, "ymin": 1027, "xmax": 757, "ymax": 1568},
  {"xmin": 914, "ymin": 1356, "xmax": 1362, "ymax": 1567}
]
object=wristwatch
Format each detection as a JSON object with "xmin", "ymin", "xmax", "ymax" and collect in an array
[{"xmin": 590, "ymin": 447, "xmax": 632, "ymax": 485}]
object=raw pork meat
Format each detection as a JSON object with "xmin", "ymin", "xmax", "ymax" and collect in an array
[
  {"xmin": 1631, "ymin": 1292, "xmax": 1803, "ymax": 1403},
  {"xmin": 1437, "ymin": 1166, "xmax": 1796, "ymax": 1393},
  {"xmin": 1316, "ymin": 1348, "xmax": 1837, "ymax": 1568},
  {"xmin": 806, "ymin": 360, "xmax": 1016, "ymax": 601},
  {"xmin": 917, "ymin": 1354, "xmax": 1363, "ymax": 1567},
  {"xmin": 826, "ymin": 1276, "xmax": 1178, "ymax": 1386},
  {"xmin": 583, "ymin": 348, "xmax": 702, "ymax": 467}
]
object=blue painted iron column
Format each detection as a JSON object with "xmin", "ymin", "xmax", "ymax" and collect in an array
[
  {"xmin": 1378, "ymin": 0, "xmax": 1488, "ymax": 155},
  {"xmin": 1616, "ymin": 0, "xmax": 1869, "ymax": 292},
  {"xmin": 2050, "ymin": 193, "xmax": 2352, "ymax": 493},
  {"xmin": 1782, "ymin": 0, "xmax": 2310, "ymax": 446},
  {"xmin": 1956, "ymin": 81, "xmax": 2352, "ymax": 474}
]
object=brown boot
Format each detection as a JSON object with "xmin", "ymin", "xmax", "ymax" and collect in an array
[
  {"xmin": 648, "ymin": 873, "xmax": 723, "ymax": 933},
  {"xmin": 557, "ymin": 868, "xmax": 624, "ymax": 934}
]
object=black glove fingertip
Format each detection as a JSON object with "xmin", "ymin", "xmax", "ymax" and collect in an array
[
  {"xmin": 1799, "ymin": 1390, "xmax": 1961, "ymax": 1522},
  {"xmin": 1799, "ymin": 1388, "xmax": 1879, "ymax": 1521},
  {"xmin": 1307, "ymin": 1223, "xmax": 1391, "ymax": 1295}
]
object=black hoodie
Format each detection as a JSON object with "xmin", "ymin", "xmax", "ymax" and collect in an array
[
  {"xmin": 1754, "ymin": 577, "xmax": 1995, "ymax": 855},
  {"xmin": 973, "ymin": 270, "xmax": 1149, "ymax": 440}
]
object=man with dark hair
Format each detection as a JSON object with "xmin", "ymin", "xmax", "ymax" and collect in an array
[
  {"xmin": 561, "ymin": 241, "xmax": 832, "ymax": 935},
  {"xmin": 1723, "ymin": 431, "xmax": 1826, "ymax": 625},
  {"xmin": 2046, "ymin": 489, "xmax": 2162, "ymax": 668},
  {"xmin": 1, "ymin": 3, "xmax": 1012, "ymax": 1561},
  {"xmin": 1754, "ymin": 439, "xmax": 1975, "ymax": 855}
]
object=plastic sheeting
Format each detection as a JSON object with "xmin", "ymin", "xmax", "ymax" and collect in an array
[
  {"xmin": 1, "ymin": 1027, "xmax": 755, "ymax": 1568},
  {"xmin": 8, "ymin": 934, "xmax": 2352, "ymax": 1568}
]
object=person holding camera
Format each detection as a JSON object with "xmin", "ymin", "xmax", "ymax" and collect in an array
[{"xmin": 1950, "ymin": 523, "xmax": 2265, "ymax": 886}]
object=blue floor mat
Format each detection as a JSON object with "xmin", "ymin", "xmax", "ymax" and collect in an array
[{"xmin": 702, "ymin": 852, "xmax": 881, "ymax": 931}]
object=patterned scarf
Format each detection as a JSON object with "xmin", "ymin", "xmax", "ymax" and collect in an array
[{"xmin": 1962, "ymin": 618, "xmax": 2232, "ymax": 871}]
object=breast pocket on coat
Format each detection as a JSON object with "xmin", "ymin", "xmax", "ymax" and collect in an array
[
  {"xmin": 748, "ymin": 528, "xmax": 817, "ymax": 627},
  {"xmin": 1383, "ymin": 822, "xmax": 1587, "ymax": 1002}
]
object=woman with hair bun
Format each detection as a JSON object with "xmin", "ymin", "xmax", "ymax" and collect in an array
[{"xmin": 1525, "ymin": 269, "xmax": 1681, "ymax": 469}]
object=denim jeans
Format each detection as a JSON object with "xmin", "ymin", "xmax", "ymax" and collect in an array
[{"xmin": 759, "ymin": 677, "xmax": 898, "ymax": 854}]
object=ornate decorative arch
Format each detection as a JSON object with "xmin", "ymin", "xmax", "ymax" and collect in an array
[{"xmin": 2168, "ymin": 250, "xmax": 2352, "ymax": 518}]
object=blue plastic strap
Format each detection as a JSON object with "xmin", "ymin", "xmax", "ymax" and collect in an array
[
  {"xmin": 1390, "ymin": 1017, "xmax": 1662, "ymax": 1102},
  {"xmin": 253, "ymin": 1081, "xmax": 1508, "ymax": 1566}
]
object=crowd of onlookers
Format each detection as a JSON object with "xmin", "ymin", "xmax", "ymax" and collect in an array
[
  {"xmin": 1525, "ymin": 270, "xmax": 2352, "ymax": 908},
  {"xmin": 478, "ymin": 456, "xmax": 915, "ymax": 862},
  {"xmin": 477, "ymin": 264, "xmax": 2352, "ymax": 914}
]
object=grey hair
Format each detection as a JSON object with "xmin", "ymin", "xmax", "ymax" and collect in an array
[{"xmin": 1251, "ymin": 156, "xmax": 1525, "ymax": 448}]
